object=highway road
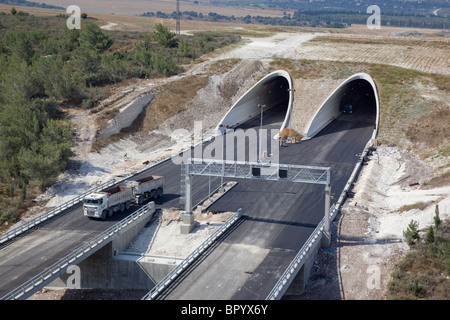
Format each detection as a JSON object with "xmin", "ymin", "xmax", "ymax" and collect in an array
[
  {"xmin": 0, "ymin": 88, "xmax": 375, "ymax": 299},
  {"xmin": 152, "ymin": 111, "xmax": 376, "ymax": 299},
  {"xmin": 0, "ymin": 103, "xmax": 284, "ymax": 298}
]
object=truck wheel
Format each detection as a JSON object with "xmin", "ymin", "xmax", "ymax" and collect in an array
[
  {"xmin": 101, "ymin": 210, "xmax": 107, "ymax": 220},
  {"xmin": 120, "ymin": 203, "xmax": 125, "ymax": 212},
  {"xmin": 125, "ymin": 201, "xmax": 131, "ymax": 210},
  {"xmin": 138, "ymin": 196, "xmax": 143, "ymax": 205},
  {"xmin": 108, "ymin": 208, "xmax": 114, "ymax": 218},
  {"xmin": 151, "ymin": 190, "xmax": 157, "ymax": 199},
  {"xmin": 157, "ymin": 188, "xmax": 163, "ymax": 198}
]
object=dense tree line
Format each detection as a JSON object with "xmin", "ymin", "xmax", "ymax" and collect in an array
[
  {"xmin": 212, "ymin": 0, "xmax": 450, "ymax": 16},
  {"xmin": 0, "ymin": 0, "xmax": 64, "ymax": 10},
  {"xmin": 142, "ymin": 8, "xmax": 449, "ymax": 29},
  {"xmin": 0, "ymin": 13, "xmax": 240, "ymax": 225}
]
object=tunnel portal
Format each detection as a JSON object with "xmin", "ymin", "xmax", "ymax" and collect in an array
[
  {"xmin": 304, "ymin": 73, "xmax": 379, "ymax": 140},
  {"xmin": 216, "ymin": 70, "xmax": 293, "ymax": 132}
]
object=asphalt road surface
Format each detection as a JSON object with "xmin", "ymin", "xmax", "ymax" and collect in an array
[
  {"xmin": 152, "ymin": 109, "xmax": 376, "ymax": 299},
  {"xmin": 0, "ymin": 98, "xmax": 375, "ymax": 300},
  {"xmin": 0, "ymin": 104, "xmax": 285, "ymax": 299}
]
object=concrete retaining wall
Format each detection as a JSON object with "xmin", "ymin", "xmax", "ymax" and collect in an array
[
  {"xmin": 48, "ymin": 204, "xmax": 159, "ymax": 290},
  {"xmin": 52, "ymin": 244, "xmax": 180, "ymax": 290},
  {"xmin": 284, "ymin": 237, "xmax": 321, "ymax": 296},
  {"xmin": 98, "ymin": 91, "xmax": 156, "ymax": 139}
]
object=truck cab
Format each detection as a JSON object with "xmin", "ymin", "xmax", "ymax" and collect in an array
[{"xmin": 83, "ymin": 193, "xmax": 108, "ymax": 219}]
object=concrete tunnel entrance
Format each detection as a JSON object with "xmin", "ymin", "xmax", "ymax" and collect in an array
[
  {"xmin": 216, "ymin": 70, "xmax": 293, "ymax": 133},
  {"xmin": 304, "ymin": 73, "xmax": 380, "ymax": 140}
]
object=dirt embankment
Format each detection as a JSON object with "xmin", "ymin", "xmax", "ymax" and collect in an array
[{"xmin": 294, "ymin": 145, "xmax": 449, "ymax": 300}]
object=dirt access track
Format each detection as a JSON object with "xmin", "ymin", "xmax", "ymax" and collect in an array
[{"xmin": 22, "ymin": 21, "xmax": 449, "ymax": 300}]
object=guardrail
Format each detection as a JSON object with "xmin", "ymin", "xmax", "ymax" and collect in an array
[
  {"xmin": 142, "ymin": 208, "xmax": 243, "ymax": 300},
  {"xmin": 0, "ymin": 179, "xmax": 117, "ymax": 245},
  {"xmin": 266, "ymin": 139, "xmax": 376, "ymax": 300},
  {"xmin": 1, "ymin": 202, "xmax": 155, "ymax": 300},
  {"xmin": 266, "ymin": 204, "xmax": 337, "ymax": 300}
]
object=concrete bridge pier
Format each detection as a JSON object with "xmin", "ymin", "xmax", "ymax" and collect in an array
[
  {"xmin": 322, "ymin": 185, "xmax": 332, "ymax": 248},
  {"xmin": 284, "ymin": 237, "xmax": 322, "ymax": 296},
  {"xmin": 47, "ymin": 206, "xmax": 179, "ymax": 292}
]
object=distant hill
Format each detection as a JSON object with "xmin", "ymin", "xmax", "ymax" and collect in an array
[{"xmin": 0, "ymin": 0, "xmax": 64, "ymax": 10}]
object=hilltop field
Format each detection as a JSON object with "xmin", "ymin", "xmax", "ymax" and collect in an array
[{"xmin": 1, "ymin": 4, "xmax": 449, "ymax": 300}]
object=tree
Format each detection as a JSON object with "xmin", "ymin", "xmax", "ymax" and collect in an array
[
  {"xmin": 72, "ymin": 42, "xmax": 101, "ymax": 86},
  {"xmin": 79, "ymin": 23, "xmax": 114, "ymax": 53},
  {"xmin": 10, "ymin": 7, "xmax": 17, "ymax": 15},
  {"xmin": 403, "ymin": 220, "xmax": 420, "ymax": 246},
  {"xmin": 32, "ymin": 56, "xmax": 73, "ymax": 100},
  {"xmin": 151, "ymin": 51, "xmax": 178, "ymax": 76},
  {"xmin": 425, "ymin": 226, "xmax": 435, "ymax": 245},
  {"xmin": 18, "ymin": 119, "xmax": 73, "ymax": 188},
  {"xmin": 434, "ymin": 204, "xmax": 441, "ymax": 229},
  {"xmin": 152, "ymin": 23, "xmax": 177, "ymax": 48},
  {"xmin": 60, "ymin": 28, "xmax": 80, "ymax": 54},
  {"xmin": 101, "ymin": 53, "xmax": 128, "ymax": 83}
]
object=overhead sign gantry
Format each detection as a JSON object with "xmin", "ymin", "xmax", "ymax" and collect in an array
[{"xmin": 181, "ymin": 158, "xmax": 332, "ymax": 246}]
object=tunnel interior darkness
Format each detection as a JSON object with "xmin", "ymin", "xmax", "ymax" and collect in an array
[
  {"xmin": 339, "ymin": 79, "xmax": 377, "ymax": 116},
  {"xmin": 256, "ymin": 76, "xmax": 290, "ymax": 125},
  {"xmin": 217, "ymin": 70, "xmax": 293, "ymax": 131}
]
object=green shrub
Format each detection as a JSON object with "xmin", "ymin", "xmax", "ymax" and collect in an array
[{"xmin": 0, "ymin": 207, "xmax": 19, "ymax": 225}]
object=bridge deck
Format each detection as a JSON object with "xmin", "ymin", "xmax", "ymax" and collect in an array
[{"xmin": 153, "ymin": 112, "xmax": 375, "ymax": 299}]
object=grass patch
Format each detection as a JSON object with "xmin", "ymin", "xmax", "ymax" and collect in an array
[
  {"xmin": 398, "ymin": 201, "xmax": 433, "ymax": 213},
  {"xmin": 387, "ymin": 220, "xmax": 450, "ymax": 300},
  {"xmin": 91, "ymin": 74, "xmax": 209, "ymax": 151}
]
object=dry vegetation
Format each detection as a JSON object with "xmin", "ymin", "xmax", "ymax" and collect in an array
[
  {"xmin": 387, "ymin": 220, "xmax": 450, "ymax": 299},
  {"xmin": 298, "ymin": 33, "xmax": 450, "ymax": 75}
]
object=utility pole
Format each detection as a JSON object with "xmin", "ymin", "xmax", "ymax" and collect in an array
[{"xmin": 176, "ymin": 0, "xmax": 181, "ymax": 35}]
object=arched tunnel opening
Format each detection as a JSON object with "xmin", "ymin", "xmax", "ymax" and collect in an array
[
  {"xmin": 304, "ymin": 73, "xmax": 379, "ymax": 140},
  {"xmin": 339, "ymin": 79, "xmax": 377, "ymax": 117},
  {"xmin": 253, "ymin": 76, "xmax": 290, "ymax": 128},
  {"xmin": 217, "ymin": 70, "xmax": 293, "ymax": 132},
  {"xmin": 213, "ymin": 70, "xmax": 293, "ymax": 163}
]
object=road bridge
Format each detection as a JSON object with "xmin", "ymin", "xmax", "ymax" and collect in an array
[
  {"xmin": 0, "ymin": 71, "xmax": 378, "ymax": 300},
  {"xmin": 144, "ymin": 72, "xmax": 379, "ymax": 299}
]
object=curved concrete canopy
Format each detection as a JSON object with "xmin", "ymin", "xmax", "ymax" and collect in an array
[
  {"xmin": 216, "ymin": 70, "xmax": 294, "ymax": 133},
  {"xmin": 304, "ymin": 73, "xmax": 380, "ymax": 140}
]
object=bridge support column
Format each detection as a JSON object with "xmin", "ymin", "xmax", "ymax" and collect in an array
[
  {"xmin": 181, "ymin": 172, "xmax": 196, "ymax": 234},
  {"xmin": 322, "ymin": 185, "xmax": 331, "ymax": 248}
]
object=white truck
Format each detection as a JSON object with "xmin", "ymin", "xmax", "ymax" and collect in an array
[
  {"xmin": 83, "ymin": 175, "xmax": 165, "ymax": 219},
  {"xmin": 126, "ymin": 175, "xmax": 165, "ymax": 205}
]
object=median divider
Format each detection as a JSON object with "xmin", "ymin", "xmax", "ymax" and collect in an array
[{"xmin": 142, "ymin": 208, "xmax": 243, "ymax": 300}]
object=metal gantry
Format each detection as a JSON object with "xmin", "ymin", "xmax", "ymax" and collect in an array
[
  {"xmin": 185, "ymin": 158, "xmax": 330, "ymax": 185},
  {"xmin": 182, "ymin": 158, "xmax": 331, "ymax": 219}
]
